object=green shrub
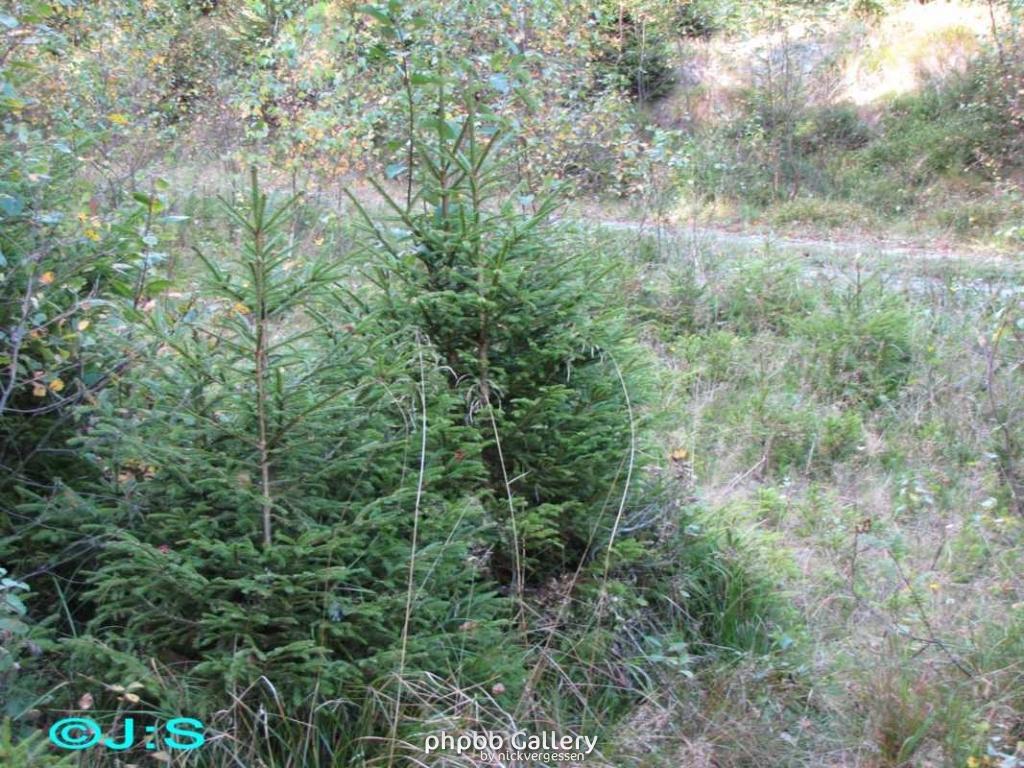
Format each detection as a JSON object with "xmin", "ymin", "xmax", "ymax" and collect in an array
[
  {"xmin": 673, "ymin": 0, "xmax": 732, "ymax": 39},
  {"xmin": 0, "ymin": 570, "xmax": 49, "ymax": 724},
  {"xmin": 747, "ymin": 395, "xmax": 865, "ymax": 476},
  {"xmin": 796, "ymin": 103, "xmax": 873, "ymax": 154},
  {"xmin": 932, "ymin": 200, "xmax": 1019, "ymax": 237},
  {"xmin": 631, "ymin": 260, "xmax": 709, "ymax": 338},
  {"xmin": 0, "ymin": 10, "xmax": 173, "ymax": 620},
  {"xmin": 0, "ymin": 73, "xmax": 135, "ymax": 505},
  {"xmin": 593, "ymin": 5, "xmax": 676, "ymax": 103},
  {"xmin": 767, "ymin": 197, "xmax": 874, "ymax": 229},
  {"xmin": 860, "ymin": 56, "xmax": 1015, "ymax": 185},
  {"xmin": 677, "ymin": 41, "xmax": 1024, "ymax": 219},
  {"xmin": 799, "ymin": 293, "xmax": 915, "ymax": 407},
  {"xmin": 0, "ymin": 718, "xmax": 73, "ymax": 768},
  {"xmin": 849, "ymin": 0, "xmax": 889, "ymax": 18},
  {"xmin": 674, "ymin": 331, "xmax": 750, "ymax": 388},
  {"xmin": 670, "ymin": 513, "xmax": 786, "ymax": 656},
  {"xmin": 717, "ymin": 258, "xmax": 819, "ymax": 336}
]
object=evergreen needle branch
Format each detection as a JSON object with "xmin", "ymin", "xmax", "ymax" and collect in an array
[
  {"xmin": 342, "ymin": 188, "xmax": 403, "ymax": 259},
  {"xmin": 268, "ymin": 381, "xmax": 375, "ymax": 449}
]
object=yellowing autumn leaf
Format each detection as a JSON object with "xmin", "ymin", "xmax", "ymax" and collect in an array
[
  {"xmin": 39, "ymin": 271, "xmax": 55, "ymax": 285},
  {"xmin": 32, "ymin": 384, "xmax": 47, "ymax": 398},
  {"xmin": 77, "ymin": 319, "xmax": 90, "ymax": 332},
  {"xmin": 670, "ymin": 448, "xmax": 689, "ymax": 462},
  {"xmin": 48, "ymin": 378, "xmax": 65, "ymax": 393},
  {"xmin": 232, "ymin": 302, "xmax": 251, "ymax": 315},
  {"xmin": 108, "ymin": 113, "xmax": 130, "ymax": 126}
]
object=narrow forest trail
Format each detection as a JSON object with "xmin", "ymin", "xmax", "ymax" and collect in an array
[
  {"xmin": 337, "ymin": 178, "xmax": 1022, "ymax": 272},
  {"xmin": 573, "ymin": 215, "xmax": 1024, "ymax": 272}
]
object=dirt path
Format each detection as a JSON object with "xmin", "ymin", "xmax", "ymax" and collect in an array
[
  {"xmin": 574, "ymin": 216, "xmax": 1024, "ymax": 272},
  {"xmin": 306, "ymin": 176, "xmax": 1021, "ymax": 271}
]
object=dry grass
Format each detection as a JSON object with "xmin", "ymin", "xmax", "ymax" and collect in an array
[{"xmin": 605, "ymin": 228, "xmax": 1024, "ymax": 767}]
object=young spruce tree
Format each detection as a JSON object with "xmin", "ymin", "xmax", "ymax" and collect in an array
[
  {"xmin": 349, "ymin": 75, "xmax": 654, "ymax": 591},
  {"xmin": 63, "ymin": 172, "xmax": 515, "ymax": 763}
]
